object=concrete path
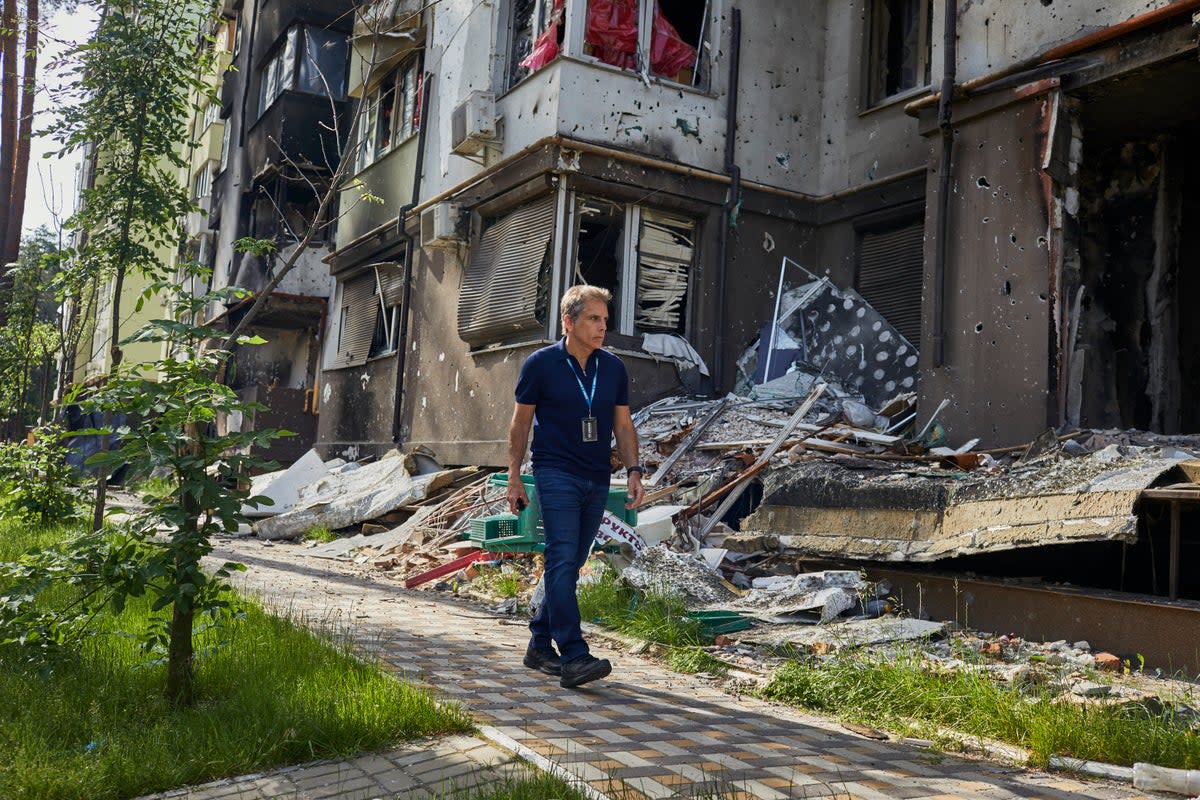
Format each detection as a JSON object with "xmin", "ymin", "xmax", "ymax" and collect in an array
[{"xmin": 143, "ymin": 537, "xmax": 1159, "ymax": 800}]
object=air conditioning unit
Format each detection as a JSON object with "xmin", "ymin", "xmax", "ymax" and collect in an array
[
  {"xmin": 451, "ymin": 91, "xmax": 498, "ymax": 155},
  {"xmin": 420, "ymin": 202, "xmax": 463, "ymax": 248}
]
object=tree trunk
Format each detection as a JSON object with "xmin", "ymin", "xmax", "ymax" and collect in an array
[
  {"xmin": 4, "ymin": 0, "xmax": 38, "ymax": 266},
  {"xmin": 165, "ymin": 593, "xmax": 195, "ymax": 705},
  {"xmin": 0, "ymin": 0, "xmax": 18, "ymax": 316}
]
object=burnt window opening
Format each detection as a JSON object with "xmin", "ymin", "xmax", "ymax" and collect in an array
[
  {"xmin": 582, "ymin": 0, "xmax": 709, "ymax": 87},
  {"xmin": 866, "ymin": 0, "xmax": 932, "ymax": 107},
  {"xmin": 573, "ymin": 196, "xmax": 695, "ymax": 336},
  {"xmin": 258, "ymin": 25, "xmax": 349, "ymax": 119},
  {"xmin": 355, "ymin": 53, "xmax": 423, "ymax": 173}
]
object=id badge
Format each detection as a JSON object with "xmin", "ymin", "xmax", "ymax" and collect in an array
[{"xmin": 581, "ymin": 416, "xmax": 598, "ymax": 443}]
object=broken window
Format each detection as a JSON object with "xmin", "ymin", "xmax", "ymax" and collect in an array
[
  {"xmin": 328, "ymin": 271, "xmax": 378, "ymax": 369},
  {"xmin": 855, "ymin": 218, "xmax": 924, "ymax": 347},
  {"xmin": 355, "ymin": 53, "xmax": 423, "ymax": 173},
  {"xmin": 508, "ymin": 0, "xmax": 560, "ymax": 88},
  {"xmin": 258, "ymin": 25, "xmax": 349, "ymax": 119},
  {"xmin": 865, "ymin": 0, "xmax": 931, "ymax": 106},
  {"xmin": 573, "ymin": 196, "xmax": 695, "ymax": 335},
  {"xmin": 458, "ymin": 194, "xmax": 556, "ymax": 346},
  {"xmin": 369, "ymin": 262, "xmax": 405, "ymax": 357},
  {"xmin": 583, "ymin": 0, "xmax": 708, "ymax": 86}
]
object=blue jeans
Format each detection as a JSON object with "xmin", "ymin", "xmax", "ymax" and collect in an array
[{"xmin": 529, "ymin": 467, "xmax": 608, "ymax": 662}]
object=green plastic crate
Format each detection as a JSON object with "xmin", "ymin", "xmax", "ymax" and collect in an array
[
  {"xmin": 468, "ymin": 514, "xmax": 519, "ymax": 543},
  {"xmin": 490, "ymin": 472, "xmax": 637, "ymax": 529}
]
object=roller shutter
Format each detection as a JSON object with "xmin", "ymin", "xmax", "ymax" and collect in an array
[
  {"xmin": 457, "ymin": 194, "xmax": 555, "ymax": 345},
  {"xmin": 856, "ymin": 221, "xmax": 924, "ymax": 347}
]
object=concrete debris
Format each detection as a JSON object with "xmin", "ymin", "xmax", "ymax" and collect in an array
[
  {"xmin": 242, "ymin": 448, "xmax": 331, "ymax": 518},
  {"xmin": 252, "ymin": 452, "xmax": 475, "ymax": 539},
  {"xmin": 737, "ymin": 617, "xmax": 949, "ymax": 652}
]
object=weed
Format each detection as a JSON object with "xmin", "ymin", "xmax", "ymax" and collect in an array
[
  {"xmin": 457, "ymin": 770, "xmax": 590, "ymax": 799},
  {"xmin": 760, "ymin": 645, "xmax": 1200, "ymax": 770},
  {"xmin": 667, "ymin": 646, "xmax": 729, "ymax": 676},
  {"xmin": 577, "ymin": 566, "xmax": 703, "ymax": 647},
  {"xmin": 304, "ymin": 525, "xmax": 338, "ymax": 544}
]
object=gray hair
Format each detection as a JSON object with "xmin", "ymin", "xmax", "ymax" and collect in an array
[{"xmin": 560, "ymin": 284, "xmax": 612, "ymax": 322}]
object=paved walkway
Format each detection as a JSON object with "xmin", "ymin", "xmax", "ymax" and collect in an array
[{"xmin": 145, "ymin": 537, "xmax": 1160, "ymax": 800}]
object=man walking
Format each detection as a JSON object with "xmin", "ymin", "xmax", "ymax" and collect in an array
[{"xmin": 506, "ymin": 284, "xmax": 646, "ymax": 689}]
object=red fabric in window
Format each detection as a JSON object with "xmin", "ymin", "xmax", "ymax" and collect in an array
[
  {"xmin": 649, "ymin": 6, "xmax": 696, "ymax": 78},
  {"xmin": 585, "ymin": 0, "xmax": 639, "ymax": 70},
  {"xmin": 585, "ymin": 0, "xmax": 696, "ymax": 77},
  {"xmin": 520, "ymin": 0, "xmax": 566, "ymax": 72}
]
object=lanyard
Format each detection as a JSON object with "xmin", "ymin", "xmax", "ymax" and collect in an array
[{"xmin": 566, "ymin": 355, "xmax": 598, "ymax": 414}]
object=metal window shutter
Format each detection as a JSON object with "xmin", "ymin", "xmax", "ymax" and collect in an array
[
  {"xmin": 457, "ymin": 194, "xmax": 555, "ymax": 346},
  {"xmin": 856, "ymin": 222, "xmax": 924, "ymax": 347},
  {"xmin": 375, "ymin": 262, "xmax": 405, "ymax": 307},
  {"xmin": 333, "ymin": 272, "xmax": 378, "ymax": 368}
]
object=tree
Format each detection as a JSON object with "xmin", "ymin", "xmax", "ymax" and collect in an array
[
  {"xmin": 50, "ymin": 0, "xmax": 213, "ymax": 529},
  {"xmin": 0, "ymin": 0, "xmax": 61, "ymax": 322},
  {"xmin": 7, "ymin": 0, "xmax": 409, "ymax": 707},
  {"xmin": 0, "ymin": 226, "xmax": 64, "ymax": 434}
]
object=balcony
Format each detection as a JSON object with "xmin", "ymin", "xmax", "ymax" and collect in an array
[
  {"xmin": 253, "ymin": 0, "xmax": 353, "ymax": 64},
  {"xmin": 245, "ymin": 90, "xmax": 350, "ymax": 180}
]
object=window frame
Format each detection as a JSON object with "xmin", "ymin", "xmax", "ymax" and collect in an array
[
  {"xmin": 864, "ymin": 0, "xmax": 933, "ymax": 109},
  {"xmin": 569, "ymin": 193, "xmax": 696, "ymax": 337},
  {"xmin": 571, "ymin": 0, "xmax": 713, "ymax": 91},
  {"xmin": 355, "ymin": 52, "xmax": 423, "ymax": 174},
  {"xmin": 257, "ymin": 24, "xmax": 349, "ymax": 119}
]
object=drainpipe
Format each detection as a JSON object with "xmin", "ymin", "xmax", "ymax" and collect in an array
[
  {"xmin": 714, "ymin": 7, "xmax": 741, "ymax": 391},
  {"xmin": 391, "ymin": 70, "xmax": 433, "ymax": 444},
  {"xmin": 931, "ymin": 0, "xmax": 957, "ymax": 368}
]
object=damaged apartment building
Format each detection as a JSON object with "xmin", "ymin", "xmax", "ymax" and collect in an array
[
  {"xmin": 317, "ymin": 0, "xmax": 1200, "ymax": 466},
  {"xmin": 320, "ymin": 0, "xmax": 931, "ymax": 464},
  {"xmin": 202, "ymin": 0, "xmax": 356, "ymax": 462}
]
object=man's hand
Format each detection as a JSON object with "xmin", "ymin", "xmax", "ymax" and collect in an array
[
  {"xmin": 625, "ymin": 471, "xmax": 645, "ymax": 509},
  {"xmin": 507, "ymin": 481, "xmax": 530, "ymax": 515}
]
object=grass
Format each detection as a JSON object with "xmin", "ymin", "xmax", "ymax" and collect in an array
[
  {"xmin": 460, "ymin": 771, "xmax": 591, "ymax": 799},
  {"xmin": 667, "ymin": 646, "xmax": 730, "ymax": 676},
  {"xmin": 475, "ymin": 564, "xmax": 523, "ymax": 598},
  {"xmin": 304, "ymin": 525, "xmax": 338, "ymax": 543},
  {"xmin": 760, "ymin": 646, "xmax": 1200, "ymax": 770},
  {"xmin": 0, "ymin": 518, "xmax": 472, "ymax": 800},
  {"xmin": 577, "ymin": 566, "xmax": 704, "ymax": 647}
]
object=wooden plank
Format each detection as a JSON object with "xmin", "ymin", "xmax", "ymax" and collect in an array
[{"xmin": 645, "ymin": 398, "xmax": 729, "ymax": 487}]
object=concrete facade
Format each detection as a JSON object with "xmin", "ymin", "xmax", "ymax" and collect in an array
[{"xmin": 311, "ymin": 0, "xmax": 1200, "ymax": 466}]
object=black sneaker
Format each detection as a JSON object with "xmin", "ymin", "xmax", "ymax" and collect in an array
[
  {"xmin": 559, "ymin": 654, "xmax": 611, "ymax": 689},
  {"xmin": 523, "ymin": 646, "xmax": 562, "ymax": 676}
]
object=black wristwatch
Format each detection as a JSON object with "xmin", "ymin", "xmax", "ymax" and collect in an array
[{"xmin": 627, "ymin": 465, "xmax": 646, "ymax": 476}]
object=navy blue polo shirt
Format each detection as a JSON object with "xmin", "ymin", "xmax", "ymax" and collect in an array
[{"xmin": 515, "ymin": 338, "xmax": 629, "ymax": 484}]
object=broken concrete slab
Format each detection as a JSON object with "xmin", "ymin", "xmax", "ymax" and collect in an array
[
  {"xmin": 742, "ymin": 445, "xmax": 1191, "ymax": 562},
  {"xmin": 736, "ymin": 617, "xmax": 949, "ymax": 652},
  {"xmin": 253, "ymin": 457, "xmax": 475, "ymax": 540},
  {"xmin": 242, "ymin": 448, "xmax": 330, "ymax": 518}
]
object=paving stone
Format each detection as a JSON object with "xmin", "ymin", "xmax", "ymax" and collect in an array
[{"xmin": 139, "ymin": 539, "xmax": 1164, "ymax": 800}]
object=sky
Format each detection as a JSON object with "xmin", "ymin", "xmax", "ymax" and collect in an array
[{"xmin": 21, "ymin": 6, "xmax": 100, "ymax": 238}]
